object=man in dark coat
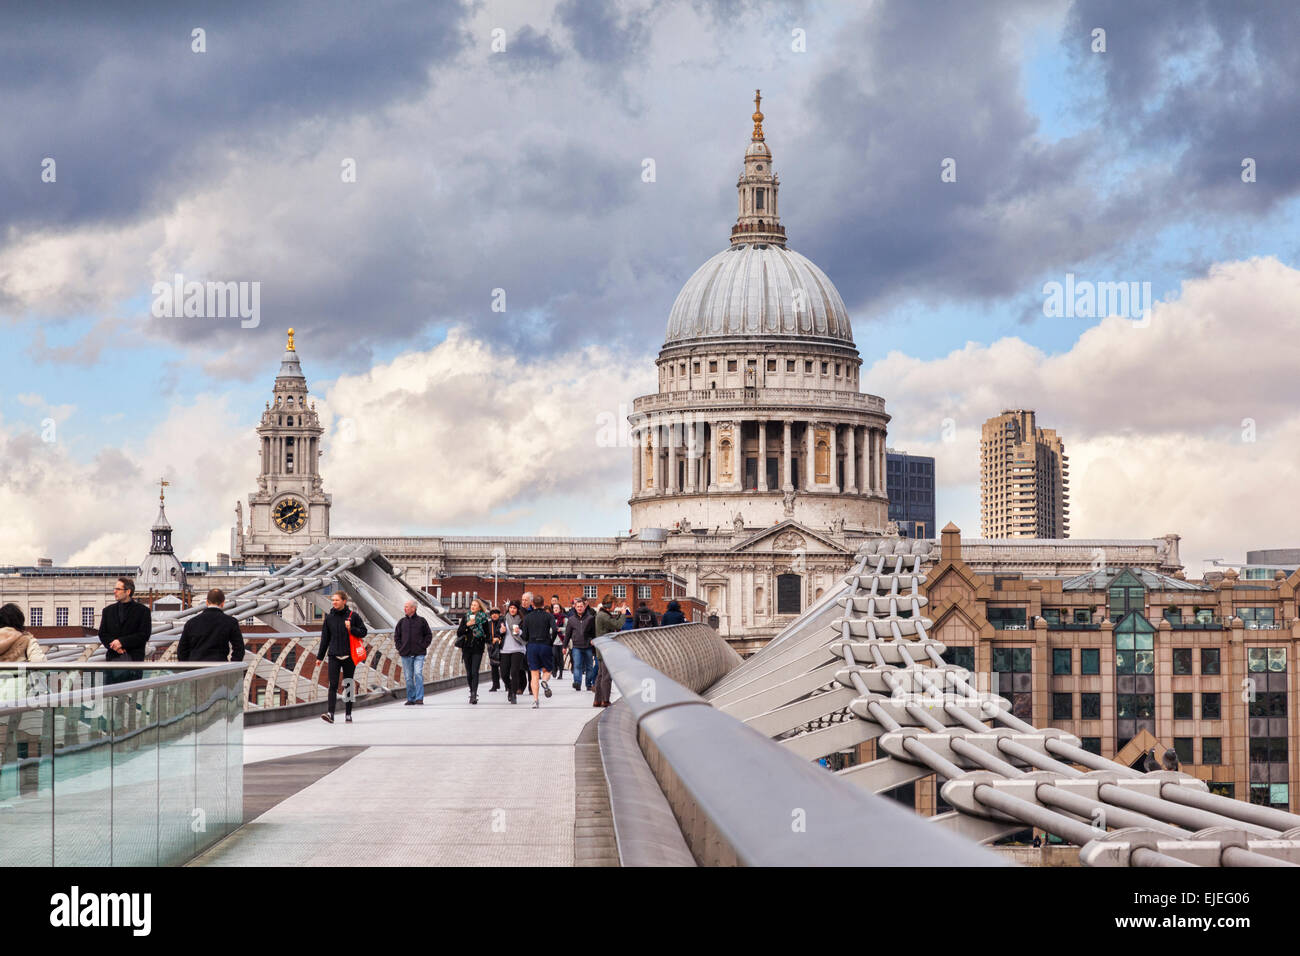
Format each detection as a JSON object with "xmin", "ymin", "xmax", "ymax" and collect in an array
[
  {"xmin": 660, "ymin": 600, "xmax": 686, "ymax": 625},
  {"xmin": 178, "ymin": 588, "xmax": 245, "ymax": 662},
  {"xmin": 564, "ymin": 597, "xmax": 598, "ymax": 691},
  {"xmin": 99, "ymin": 576, "xmax": 151, "ymax": 683},
  {"xmin": 394, "ymin": 599, "xmax": 433, "ymax": 705},
  {"xmin": 317, "ymin": 591, "xmax": 367, "ymax": 724},
  {"xmin": 634, "ymin": 601, "xmax": 658, "ymax": 628}
]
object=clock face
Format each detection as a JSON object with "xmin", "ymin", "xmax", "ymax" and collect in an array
[{"xmin": 273, "ymin": 498, "xmax": 306, "ymax": 533}]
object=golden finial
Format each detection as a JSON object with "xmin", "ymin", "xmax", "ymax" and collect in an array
[
  {"xmin": 287, "ymin": 327, "xmax": 295, "ymax": 351},
  {"xmin": 159, "ymin": 477, "xmax": 170, "ymax": 503},
  {"xmin": 752, "ymin": 89, "xmax": 764, "ymax": 142}
]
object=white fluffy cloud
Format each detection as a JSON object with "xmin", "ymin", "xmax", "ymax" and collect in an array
[
  {"xmin": 319, "ymin": 327, "xmax": 654, "ymax": 534},
  {"xmin": 869, "ymin": 257, "xmax": 1300, "ymax": 572}
]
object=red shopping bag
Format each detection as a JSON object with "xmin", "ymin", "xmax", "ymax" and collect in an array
[{"xmin": 347, "ymin": 612, "xmax": 366, "ymax": 665}]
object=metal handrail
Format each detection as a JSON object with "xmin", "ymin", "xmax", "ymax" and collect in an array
[{"xmin": 593, "ymin": 635, "xmax": 1005, "ymax": 866}]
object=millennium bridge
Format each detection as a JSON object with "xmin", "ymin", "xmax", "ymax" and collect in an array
[{"xmin": 4, "ymin": 540, "xmax": 1300, "ymax": 867}]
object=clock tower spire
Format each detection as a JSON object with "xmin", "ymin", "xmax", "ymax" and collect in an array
[{"xmin": 235, "ymin": 329, "xmax": 331, "ymax": 559}]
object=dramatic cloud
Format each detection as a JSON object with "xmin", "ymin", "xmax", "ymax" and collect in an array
[
  {"xmin": 318, "ymin": 327, "xmax": 655, "ymax": 534},
  {"xmin": 869, "ymin": 256, "xmax": 1300, "ymax": 570}
]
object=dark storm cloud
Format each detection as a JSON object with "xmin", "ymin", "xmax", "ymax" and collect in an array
[
  {"xmin": 0, "ymin": 0, "xmax": 469, "ymax": 233},
  {"xmin": 1065, "ymin": 0, "xmax": 1300, "ymax": 209},
  {"xmin": 556, "ymin": 0, "xmax": 649, "ymax": 64},
  {"xmin": 794, "ymin": 0, "xmax": 1300, "ymax": 318}
]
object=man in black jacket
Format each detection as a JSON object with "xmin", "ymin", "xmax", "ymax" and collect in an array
[
  {"xmin": 318, "ymin": 591, "xmax": 367, "ymax": 724},
  {"xmin": 394, "ymin": 599, "xmax": 433, "ymax": 705},
  {"xmin": 99, "ymin": 576, "xmax": 151, "ymax": 683},
  {"xmin": 178, "ymin": 588, "xmax": 245, "ymax": 662},
  {"xmin": 564, "ymin": 597, "xmax": 597, "ymax": 691}
]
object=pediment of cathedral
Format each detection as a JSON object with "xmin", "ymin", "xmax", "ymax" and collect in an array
[{"xmin": 726, "ymin": 520, "xmax": 851, "ymax": 556}]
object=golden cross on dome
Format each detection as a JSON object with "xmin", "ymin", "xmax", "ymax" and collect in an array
[
  {"xmin": 752, "ymin": 89, "xmax": 764, "ymax": 141},
  {"xmin": 159, "ymin": 477, "xmax": 170, "ymax": 503}
]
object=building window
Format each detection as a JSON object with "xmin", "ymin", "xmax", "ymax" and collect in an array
[
  {"xmin": 991, "ymin": 647, "xmax": 1032, "ymax": 720},
  {"xmin": 766, "ymin": 359, "xmax": 776, "ymax": 371},
  {"xmin": 636, "ymin": 585, "xmax": 652, "ymax": 600},
  {"xmin": 940, "ymin": 645, "xmax": 974, "ymax": 670},
  {"xmin": 82, "ymin": 607, "xmax": 95, "ymax": 628},
  {"xmin": 1042, "ymin": 608, "xmax": 1061, "ymax": 625},
  {"xmin": 692, "ymin": 362, "xmax": 700, "ymax": 374},
  {"xmin": 1107, "ymin": 570, "xmax": 1146, "ymax": 621},
  {"xmin": 582, "ymin": 585, "xmax": 598, "ymax": 600},
  {"xmin": 1051, "ymin": 648, "xmax": 1071, "ymax": 674},
  {"xmin": 1202, "ymin": 738, "xmax": 1222, "ymax": 765},
  {"xmin": 30, "ymin": 608, "xmax": 42, "ymax": 627},
  {"xmin": 1237, "ymin": 607, "xmax": 1276, "ymax": 628},
  {"xmin": 55, "ymin": 607, "xmax": 69, "ymax": 627},
  {"xmin": 776, "ymin": 573, "xmax": 802, "ymax": 615},
  {"xmin": 1080, "ymin": 648, "xmax": 1100, "ymax": 674},
  {"xmin": 1172, "ymin": 648, "xmax": 1192, "ymax": 674},
  {"xmin": 1080, "ymin": 737, "xmax": 1102, "ymax": 756},
  {"xmin": 1202, "ymin": 692, "xmax": 1220, "ymax": 720},
  {"xmin": 1207, "ymin": 782, "xmax": 1234, "ymax": 798},
  {"xmin": 786, "ymin": 359, "xmax": 795, "ymax": 371},
  {"xmin": 612, "ymin": 585, "xmax": 626, "ymax": 600},
  {"xmin": 708, "ymin": 360, "xmax": 717, "ymax": 372},
  {"xmin": 1201, "ymin": 647, "xmax": 1220, "ymax": 675},
  {"xmin": 1173, "ymin": 737, "xmax": 1194, "ymax": 765},
  {"xmin": 804, "ymin": 360, "xmax": 812, "ymax": 373},
  {"xmin": 820, "ymin": 361, "xmax": 828, "ymax": 374},
  {"xmin": 727, "ymin": 359, "xmax": 737, "ymax": 372},
  {"xmin": 1114, "ymin": 611, "xmax": 1156, "ymax": 750},
  {"xmin": 1173, "ymin": 693, "xmax": 1193, "ymax": 720},
  {"xmin": 1073, "ymin": 609, "xmax": 1092, "ymax": 624},
  {"xmin": 987, "ymin": 606, "xmax": 1027, "ymax": 630},
  {"xmin": 1080, "ymin": 693, "xmax": 1101, "ymax": 719},
  {"xmin": 1052, "ymin": 693, "xmax": 1072, "ymax": 720}
]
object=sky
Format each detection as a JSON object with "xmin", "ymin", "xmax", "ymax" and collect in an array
[{"xmin": 1, "ymin": 0, "xmax": 1298, "ymax": 575}]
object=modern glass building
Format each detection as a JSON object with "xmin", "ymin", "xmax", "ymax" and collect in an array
[{"xmin": 886, "ymin": 450, "xmax": 936, "ymax": 539}]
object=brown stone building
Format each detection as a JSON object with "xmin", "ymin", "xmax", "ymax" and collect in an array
[{"xmin": 870, "ymin": 524, "xmax": 1297, "ymax": 817}]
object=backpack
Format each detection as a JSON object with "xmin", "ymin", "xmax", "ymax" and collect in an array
[{"xmin": 635, "ymin": 608, "xmax": 655, "ymax": 628}]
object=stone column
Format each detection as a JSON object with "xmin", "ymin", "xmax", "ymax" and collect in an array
[
  {"xmin": 709, "ymin": 420, "xmax": 719, "ymax": 492},
  {"xmin": 829, "ymin": 424, "xmax": 839, "ymax": 492},
  {"xmin": 845, "ymin": 425, "xmax": 856, "ymax": 493},
  {"xmin": 731, "ymin": 419, "xmax": 742, "ymax": 490},
  {"xmin": 685, "ymin": 421, "xmax": 697, "ymax": 492},
  {"xmin": 782, "ymin": 419, "xmax": 793, "ymax": 490},
  {"xmin": 867, "ymin": 428, "xmax": 877, "ymax": 493},
  {"xmin": 876, "ymin": 430, "xmax": 886, "ymax": 494},
  {"xmin": 666, "ymin": 422, "xmax": 677, "ymax": 495},
  {"xmin": 649, "ymin": 421, "xmax": 660, "ymax": 495},
  {"xmin": 757, "ymin": 419, "xmax": 768, "ymax": 491},
  {"xmin": 632, "ymin": 425, "xmax": 641, "ymax": 495},
  {"xmin": 804, "ymin": 421, "xmax": 816, "ymax": 490}
]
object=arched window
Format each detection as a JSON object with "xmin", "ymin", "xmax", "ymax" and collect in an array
[{"xmin": 286, "ymin": 416, "xmax": 293, "ymax": 426}]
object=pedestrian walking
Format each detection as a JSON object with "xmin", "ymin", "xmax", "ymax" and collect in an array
[
  {"xmin": 592, "ymin": 645, "xmax": 613, "ymax": 708},
  {"xmin": 318, "ymin": 591, "xmax": 366, "ymax": 724},
  {"xmin": 550, "ymin": 599, "xmax": 568, "ymax": 680},
  {"xmin": 177, "ymin": 589, "xmax": 245, "ymax": 662},
  {"xmin": 457, "ymin": 599, "xmax": 490, "ymax": 704},
  {"xmin": 395, "ymin": 599, "xmax": 433, "ymax": 705},
  {"xmin": 660, "ymin": 600, "xmax": 686, "ymax": 625},
  {"xmin": 0, "ymin": 603, "xmax": 46, "ymax": 662},
  {"xmin": 633, "ymin": 601, "xmax": 658, "ymax": 628},
  {"xmin": 564, "ymin": 597, "xmax": 598, "ymax": 691},
  {"xmin": 486, "ymin": 606, "xmax": 506, "ymax": 692},
  {"xmin": 521, "ymin": 594, "xmax": 556, "ymax": 709},
  {"xmin": 99, "ymin": 576, "xmax": 151, "ymax": 684},
  {"xmin": 501, "ymin": 601, "xmax": 527, "ymax": 704}
]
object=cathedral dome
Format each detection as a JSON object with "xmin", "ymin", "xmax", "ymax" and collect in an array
[{"xmin": 664, "ymin": 243, "xmax": 854, "ymax": 347}]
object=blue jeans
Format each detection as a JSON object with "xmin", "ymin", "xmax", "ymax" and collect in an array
[
  {"xmin": 401, "ymin": 655, "xmax": 425, "ymax": 702},
  {"xmin": 570, "ymin": 647, "xmax": 596, "ymax": 689}
]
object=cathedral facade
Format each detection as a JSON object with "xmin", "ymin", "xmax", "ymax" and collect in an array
[{"xmin": 219, "ymin": 98, "xmax": 1183, "ymax": 652}]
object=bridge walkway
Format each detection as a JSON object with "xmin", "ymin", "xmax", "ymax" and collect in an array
[{"xmin": 192, "ymin": 680, "xmax": 610, "ymax": 866}]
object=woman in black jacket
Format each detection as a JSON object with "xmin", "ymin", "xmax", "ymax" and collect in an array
[
  {"xmin": 456, "ymin": 599, "xmax": 489, "ymax": 704},
  {"xmin": 486, "ymin": 607, "xmax": 505, "ymax": 692}
]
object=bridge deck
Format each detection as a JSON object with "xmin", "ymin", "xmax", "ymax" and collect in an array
[{"xmin": 192, "ymin": 682, "xmax": 608, "ymax": 866}]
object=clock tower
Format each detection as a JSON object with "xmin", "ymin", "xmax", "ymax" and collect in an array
[{"xmin": 234, "ymin": 328, "xmax": 331, "ymax": 559}]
